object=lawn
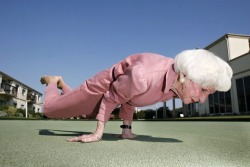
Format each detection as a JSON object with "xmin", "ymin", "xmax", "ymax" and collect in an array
[{"xmin": 0, "ymin": 120, "xmax": 249, "ymax": 167}]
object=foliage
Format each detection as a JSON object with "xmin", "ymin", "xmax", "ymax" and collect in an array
[
  {"xmin": 16, "ymin": 108, "xmax": 25, "ymax": 117},
  {"xmin": 0, "ymin": 105, "xmax": 8, "ymax": 111},
  {"xmin": 111, "ymin": 107, "xmax": 120, "ymax": 119},
  {"xmin": 136, "ymin": 110, "xmax": 145, "ymax": 119},
  {"xmin": 144, "ymin": 109, "xmax": 156, "ymax": 119},
  {"xmin": 136, "ymin": 109, "xmax": 156, "ymax": 119},
  {"xmin": 34, "ymin": 112, "xmax": 43, "ymax": 118},
  {"xmin": 111, "ymin": 107, "xmax": 137, "ymax": 120},
  {"xmin": 157, "ymin": 107, "xmax": 172, "ymax": 118},
  {"xmin": 28, "ymin": 110, "xmax": 43, "ymax": 118},
  {"xmin": 133, "ymin": 112, "xmax": 137, "ymax": 119},
  {"xmin": 4, "ymin": 106, "xmax": 17, "ymax": 116},
  {"xmin": 0, "ymin": 105, "xmax": 43, "ymax": 118}
]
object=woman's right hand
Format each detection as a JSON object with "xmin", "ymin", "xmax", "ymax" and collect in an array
[
  {"xmin": 67, "ymin": 133, "xmax": 102, "ymax": 143},
  {"xmin": 67, "ymin": 121, "xmax": 105, "ymax": 143}
]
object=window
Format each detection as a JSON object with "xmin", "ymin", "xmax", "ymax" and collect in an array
[
  {"xmin": 208, "ymin": 90, "xmax": 232, "ymax": 114},
  {"xmin": 214, "ymin": 92, "xmax": 219, "ymax": 114},
  {"xmin": 236, "ymin": 76, "xmax": 250, "ymax": 113},
  {"xmin": 0, "ymin": 100, "xmax": 5, "ymax": 106},
  {"xmin": 245, "ymin": 77, "xmax": 250, "ymax": 112},
  {"xmin": 22, "ymin": 89, "xmax": 26, "ymax": 95},
  {"xmin": 219, "ymin": 92, "xmax": 226, "ymax": 113},
  {"xmin": 225, "ymin": 91, "xmax": 232, "ymax": 113},
  {"xmin": 209, "ymin": 94, "xmax": 214, "ymax": 114},
  {"xmin": 185, "ymin": 102, "xmax": 199, "ymax": 116}
]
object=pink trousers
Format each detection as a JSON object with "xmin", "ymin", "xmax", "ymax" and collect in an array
[{"xmin": 43, "ymin": 68, "xmax": 112, "ymax": 119}]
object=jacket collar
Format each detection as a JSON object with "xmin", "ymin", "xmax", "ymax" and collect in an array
[{"xmin": 162, "ymin": 63, "xmax": 177, "ymax": 94}]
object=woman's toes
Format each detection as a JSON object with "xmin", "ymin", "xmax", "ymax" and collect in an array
[
  {"xmin": 40, "ymin": 75, "xmax": 49, "ymax": 84},
  {"xmin": 57, "ymin": 77, "xmax": 65, "ymax": 89},
  {"xmin": 40, "ymin": 76, "xmax": 61, "ymax": 85}
]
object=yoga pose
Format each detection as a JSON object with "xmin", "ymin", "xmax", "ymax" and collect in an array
[{"xmin": 40, "ymin": 49, "xmax": 233, "ymax": 143}]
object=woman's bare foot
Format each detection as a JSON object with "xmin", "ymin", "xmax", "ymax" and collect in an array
[
  {"xmin": 57, "ymin": 77, "xmax": 65, "ymax": 89},
  {"xmin": 119, "ymin": 129, "xmax": 137, "ymax": 139},
  {"xmin": 40, "ymin": 76, "xmax": 65, "ymax": 89}
]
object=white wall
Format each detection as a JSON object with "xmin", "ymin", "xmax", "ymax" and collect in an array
[
  {"xmin": 208, "ymin": 39, "xmax": 229, "ymax": 61},
  {"xmin": 228, "ymin": 36, "xmax": 249, "ymax": 60}
]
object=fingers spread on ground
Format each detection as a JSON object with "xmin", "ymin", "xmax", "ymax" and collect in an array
[{"xmin": 67, "ymin": 136, "xmax": 80, "ymax": 142}]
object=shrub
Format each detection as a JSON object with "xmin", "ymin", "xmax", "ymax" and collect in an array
[
  {"xmin": 16, "ymin": 108, "xmax": 26, "ymax": 116},
  {"xmin": 136, "ymin": 110, "xmax": 146, "ymax": 119},
  {"xmin": 28, "ymin": 110, "xmax": 35, "ymax": 117},
  {"xmin": 15, "ymin": 113, "xmax": 24, "ymax": 117},
  {"xmin": 4, "ymin": 106, "xmax": 17, "ymax": 116},
  {"xmin": 34, "ymin": 112, "xmax": 43, "ymax": 118},
  {"xmin": 0, "ymin": 105, "xmax": 8, "ymax": 111}
]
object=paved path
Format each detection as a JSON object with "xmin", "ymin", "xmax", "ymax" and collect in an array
[{"xmin": 0, "ymin": 120, "xmax": 249, "ymax": 167}]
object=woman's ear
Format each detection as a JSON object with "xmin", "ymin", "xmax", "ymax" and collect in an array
[{"xmin": 179, "ymin": 73, "xmax": 186, "ymax": 83}]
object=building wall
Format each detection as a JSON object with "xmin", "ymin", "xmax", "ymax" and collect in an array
[
  {"xmin": 0, "ymin": 72, "xmax": 43, "ymax": 113},
  {"xmin": 208, "ymin": 38, "xmax": 229, "ymax": 61},
  {"xmin": 227, "ymin": 36, "xmax": 249, "ymax": 60},
  {"xmin": 230, "ymin": 53, "xmax": 250, "ymax": 75}
]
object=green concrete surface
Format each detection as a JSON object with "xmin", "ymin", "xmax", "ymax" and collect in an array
[{"xmin": 0, "ymin": 120, "xmax": 249, "ymax": 167}]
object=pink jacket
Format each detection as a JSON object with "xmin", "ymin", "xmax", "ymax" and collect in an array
[{"xmin": 96, "ymin": 53, "xmax": 177, "ymax": 122}]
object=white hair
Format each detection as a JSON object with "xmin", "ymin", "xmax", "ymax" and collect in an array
[{"xmin": 174, "ymin": 49, "xmax": 233, "ymax": 92}]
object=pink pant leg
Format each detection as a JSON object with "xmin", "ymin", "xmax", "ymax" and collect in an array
[
  {"xmin": 61, "ymin": 84, "xmax": 97, "ymax": 119},
  {"xmin": 62, "ymin": 84, "xmax": 72, "ymax": 94},
  {"xmin": 43, "ymin": 83, "xmax": 101, "ymax": 118},
  {"xmin": 43, "ymin": 68, "xmax": 113, "ymax": 119}
]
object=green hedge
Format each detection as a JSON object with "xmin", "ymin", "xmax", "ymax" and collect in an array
[{"xmin": 0, "ymin": 105, "xmax": 43, "ymax": 118}]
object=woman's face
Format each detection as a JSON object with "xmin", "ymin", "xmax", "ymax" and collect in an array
[{"xmin": 178, "ymin": 79, "xmax": 215, "ymax": 104}]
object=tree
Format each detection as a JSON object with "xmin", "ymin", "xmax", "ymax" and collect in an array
[{"xmin": 157, "ymin": 106, "xmax": 172, "ymax": 118}]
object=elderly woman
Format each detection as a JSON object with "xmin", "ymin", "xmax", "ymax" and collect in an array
[{"xmin": 41, "ymin": 49, "xmax": 232, "ymax": 143}]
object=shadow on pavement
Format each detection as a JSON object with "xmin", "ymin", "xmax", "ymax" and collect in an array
[{"xmin": 39, "ymin": 129, "xmax": 183, "ymax": 143}]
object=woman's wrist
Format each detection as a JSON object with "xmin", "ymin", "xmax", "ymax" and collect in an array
[{"xmin": 94, "ymin": 121, "xmax": 105, "ymax": 139}]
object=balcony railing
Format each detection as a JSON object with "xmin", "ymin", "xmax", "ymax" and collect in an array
[
  {"xmin": 0, "ymin": 83, "xmax": 17, "ymax": 97},
  {"xmin": 27, "ymin": 94, "xmax": 37, "ymax": 103}
]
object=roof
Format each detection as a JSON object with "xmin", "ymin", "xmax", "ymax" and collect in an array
[
  {"xmin": 0, "ymin": 71, "xmax": 42, "ymax": 95},
  {"xmin": 205, "ymin": 33, "xmax": 250, "ymax": 49}
]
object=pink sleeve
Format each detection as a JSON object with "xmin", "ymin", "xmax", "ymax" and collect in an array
[{"xmin": 96, "ymin": 65, "xmax": 147, "ymax": 122}]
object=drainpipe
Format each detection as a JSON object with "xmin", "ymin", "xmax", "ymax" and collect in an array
[
  {"xmin": 225, "ymin": 35, "xmax": 231, "ymax": 61},
  {"xmin": 25, "ymin": 100, "xmax": 28, "ymax": 118}
]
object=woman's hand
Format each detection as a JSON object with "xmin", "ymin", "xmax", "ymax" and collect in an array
[{"xmin": 67, "ymin": 121, "xmax": 105, "ymax": 143}]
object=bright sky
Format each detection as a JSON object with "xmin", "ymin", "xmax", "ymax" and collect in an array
[{"xmin": 1, "ymin": 0, "xmax": 250, "ymax": 110}]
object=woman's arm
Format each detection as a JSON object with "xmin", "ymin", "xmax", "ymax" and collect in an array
[{"xmin": 68, "ymin": 65, "xmax": 147, "ymax": 143}]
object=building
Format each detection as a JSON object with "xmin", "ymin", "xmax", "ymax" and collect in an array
[
  {"xmin": 0, "ymin": 71, "xmax": 43, "ymax": 116},
  {"xmin": 183, "ymin": 33, "xmax": 250, "ymax": 116}
]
